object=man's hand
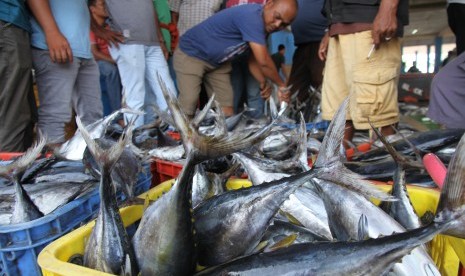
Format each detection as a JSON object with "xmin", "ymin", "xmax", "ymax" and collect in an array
[
  {"xmin": 45, "ymin": 31, "xmax": 73, "ymax": 63},
  {"xmin": 372, "ymin": 0, "xmax": 398, "ymax": 47},
  {"xmin": 160, "ymin": 22, "xmax": 179, "ymax": 52},
  {"xmin": 260, "ymin": 81, "xmax": 272, "ymax": 99},
  {"xmin": 278, "ymin": 86, "xmax": 291, "ymax": 103},
  {"xmin": 318, "ymin": 32, "xmax": 329, "ymax": 61},
  {"xmin": 92, "ymin": 21, "xmax": 124, "ymax": 48}
]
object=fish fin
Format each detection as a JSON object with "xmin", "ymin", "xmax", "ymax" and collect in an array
[
  {"xmin": 314, "ymin": 97, "xmax": 348, "ymax": 167},
  {"xmin": 191, "ymin": 95, "xmax": 216, "ymax": 129},
  {"xmin": 212, "ymin": 100, "xmax": 228, "ymax": 138},
  {"xmin": 264, "ymin": 234, "xmax": 298, "ymax": 253},
  {"xmin": 357, "ymin": 214, "xmax": 369, "ymax": 241},
  {"xmin": 296, "ymin": 113, "xmax": 310, "ymax": 171},
  {"xmin": 369, "ymin": 120, "xmax": 423, "ymax": 169},
  {"xmin": 281, "ymin": 210, "xmax": 304, "ymax": 227},
  {"xmin": 435, "ymin": 133, "xmax": 465, "ymax": 238},
  {"xmin": 316, "ymin": 165, "xmax": 396, "ymax": 201},
  {"xmin": 252, "ymin": 240, "xmax": 269, "ymax": 253},
  {"xmin": 310, "ymin": 98, "xmax": 395, "ymax": 201}
]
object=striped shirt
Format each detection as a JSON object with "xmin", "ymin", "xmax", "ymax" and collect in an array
[
  {"xmin": 169, "ymin": 0, "xmax": 223, "ymax": 36},
  {"xmin": 226, "ymin": 0, "xmax": 266, "ymax": 8}
]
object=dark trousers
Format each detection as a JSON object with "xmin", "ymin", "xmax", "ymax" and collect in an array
[
  {"xmin": 448, "ymin": 3, "xmax": 465, "ymax": 55},
  {"xmin": 287, "ymin": 42, "xmax": 325, "ymax": 101},
  {"xmin": 0, "ymin": 21, "xmax": 37, "ymax": 152}
]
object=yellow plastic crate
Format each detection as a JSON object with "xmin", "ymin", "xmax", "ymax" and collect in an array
[{"xmin": 38, "ymin": 180, "xmax": 464, "ymax": 276}]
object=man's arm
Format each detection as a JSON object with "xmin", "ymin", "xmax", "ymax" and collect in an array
[
  {"xmin": 372, "ymin": 0, "xmax": 399, "ymax": 47},
  {"xmin": 26, "ymin": 0, "xmax": 72, "ymax": 63},
  {"xmin": 249, "ymin": 42, "xmax": 290, "ymax": 102},
  {"xmin": 90, "ymin": 17, "xmax": 124, "ymax": 48},
  {"xmin": 91, "ymin": 44, "xmax": 115, "ymax": 63}
]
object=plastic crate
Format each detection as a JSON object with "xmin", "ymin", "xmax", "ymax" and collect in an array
[
  {"xmin": 0, "ymin": 153, "xmax": 24, "ymax": 161},
  {"xmin": 153, "ymin": 159, "xmax": 184, "ymax": 183},
  {"xmin": 279, "ymin": 121, "xmax": 330, "ymax": 132},
  {"xmin": 166, "ymin": 131, "xmax": 181, "ymax": 141},
  {"xmin": 345, "ymin": 142, "xmax": 372, "ymax": 161},
  {"xmin": 38, "ymin": 181, "xmax": 464, "ymax": 276},
  {"xmin": 0, "ymin": 163, "xmax": 151, "ymax": 276}
]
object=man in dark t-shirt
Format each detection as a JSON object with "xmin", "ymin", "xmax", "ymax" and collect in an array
[{"xmin": 173, "ymin": 0, "xmax": 298, "ymax": 118}]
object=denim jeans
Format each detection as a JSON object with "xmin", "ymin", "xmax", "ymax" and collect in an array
[
  {"xmin": 230, "ymin": 55, "xmax": 263, "ymax": 118},
  {"xmin": 109, "ymin": 44, "xmax": 176, "ymax": 127},
  {"xmin": 98, "ymin": 60, "xmax": 121, "ymax": 116}
]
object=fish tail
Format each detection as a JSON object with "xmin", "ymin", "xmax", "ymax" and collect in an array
[
  {"xmin": 0, "ymin": 135, "xmax": 46, "ymax": 179},
  {"xmin": 76, "ymin": 116, "xmax": 132, "ymax": 170},
  {"xmin": 434, "ymin": 133, "xmax": 465, "ymax": 238},
  {"xmin": 157, "ymin": 73, "xmax": 190, "ymax": 140}
]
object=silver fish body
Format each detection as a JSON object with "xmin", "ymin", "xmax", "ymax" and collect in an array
[
  {"xmin": 314, "ymin": 178, "xmax": 440, "ymax": 276},
  {"xmin": 193, "ymin": 170, "xmax": 314, "ymax": 267}
]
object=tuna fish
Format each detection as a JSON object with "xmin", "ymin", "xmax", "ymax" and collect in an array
[
  {"xmin": 0, "ymin": 137, "xmax": 46, "ymax": 224},
  {"xmin": 80, "ymin": 117, "xmax": 138, "ymax": 275},
  {"xmin": 132, "ymin": 76, "xmax": 275, "ymax": 275},
  {"xmin": 195, "ymin": 132, "xmax": 465, "ymax": 275},
  {"xmin": 59, "ymin": 108, "xmax": 142, "ymax": 160}
]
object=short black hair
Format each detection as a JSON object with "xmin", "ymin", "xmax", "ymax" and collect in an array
[
  {"xmin": 88, "ymin": 0, "xmax": 97, "ymax": 7},
  {"xmin": 278, "ymin": 44, "xmax": 285, "ymax": 51}
]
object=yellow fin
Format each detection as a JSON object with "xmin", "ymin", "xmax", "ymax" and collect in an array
[
  {"xmin": 264, "ymin": 234, "xmax": 298, "ymax": 252},
  {"xmin": 253, "ymin": 240, "xmax": 269, "ymax": 253},
  {"xmin": 281, "ymin": 210, "xmax": 304, "ymax": 227}
]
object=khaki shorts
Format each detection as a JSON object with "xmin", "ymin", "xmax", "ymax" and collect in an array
[
  {"xmin": 173, "ymin": 48, "xmax": 233, "ymax": 116},
  {"xmin": 321, "ymin": 30, "xmax": 401, "ymax": 129}
]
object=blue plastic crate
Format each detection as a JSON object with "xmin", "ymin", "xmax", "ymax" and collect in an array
[
  {"xmin": 0, "ymin": 163, "xmax": 151, "ymax": 276},
  {"xmin": 278, "ymin": 121, "xmax": 330, "ymax": 132}
]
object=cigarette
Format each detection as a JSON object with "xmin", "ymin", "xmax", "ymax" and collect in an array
[{"xmin": 367, "ymin": 44, "xmax": 375, "ymax": 60}]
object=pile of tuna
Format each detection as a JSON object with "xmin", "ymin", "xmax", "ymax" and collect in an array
[
  {"xmin": 4, "ymin": 81, "xmax": 465, "ymax": 275},
  {"xmin": 0, "ymin": 109, "xmax": 149, "ymax": 226},
  {"xmin": 47, "ymin": 80, "xmax": 463, "ymax": 276}
]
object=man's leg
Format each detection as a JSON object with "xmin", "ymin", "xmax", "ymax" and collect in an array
[
  {"xmin": 144, "ymin": 45, "xmax": 177, "ymax": 124},
  {"xmin": 73, "ymin": 58, "xmax": 103, "ymax": 126},
  {"xmin": 231, "ymin": 57, "xmax": 246, "ymax": 114},
  {"xmin": 32, "ymin": 49, "xmax": 79, "ymax": 144},
  {"xmin": 347, "ymin": 31, "xmax": 401, "ymax": 133},
  {"xmin": 321, "ymin": 35, "xmax": 351, "ymax": 136},
  {"xmin": 204, "ymin": 63, "xmax": 234, "ymax": 117},
  {"xmin": 98, "ymin": 60, "xmax": 122, "ymax": 114},
  {"xmin": 173, "ymin": 48, "xmax": 206, "ymax": 117},
  {"xmin": 110, "ymin": 44, "xmax": 146, "ymax": 127},
  {"xmin": 245, "ymin": 69, "xmax": 263, "ymax": 118},
  {"xmin": 0, "ymin": 22, "xmax": 36, "ymax": 151}
]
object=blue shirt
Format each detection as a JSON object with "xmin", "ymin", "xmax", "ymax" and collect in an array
[
  {"xmin": 30, "ymin": 0, "xmax": 92, "ymax": 59},
  {"xmin": 180, "ymin": 4, "xmax": 266, "ymax": 67},
  {"xmin": 291, "ymin": 0, "xmax": 326, "ymax": 44},
  {"xmin": 0, "ymin": 0, "xmax": 30, "ymax": 32}
]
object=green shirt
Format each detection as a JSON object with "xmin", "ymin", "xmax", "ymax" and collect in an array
[{"xmin": 153, "ymin": 0, "xmax": 171, "ymax": 52}]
